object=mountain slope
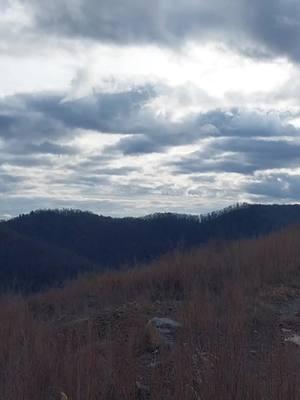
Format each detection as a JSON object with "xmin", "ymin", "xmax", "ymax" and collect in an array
[
  {"xmin": 0, "ymin": 224, "xmax": 92, "ymax": 292},
  {"xmin": 4, "ymin": 209, "xmax": 202, "ymax": 266},
  {"xmin": 2, "ymin": 203, "xmax": 300, "ymax": 291},
  {"xmin": 5, "ymin": 204, "xmax": 300, "ymax": 263}
]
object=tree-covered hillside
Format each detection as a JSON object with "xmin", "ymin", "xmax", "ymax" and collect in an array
[
  {"xmin": 0, "ymin": 224, "xmax": 92, "ymax": 292},
  {"xmin": 2, "ymin": 203, "xmax": 300, "ymax": 291}
]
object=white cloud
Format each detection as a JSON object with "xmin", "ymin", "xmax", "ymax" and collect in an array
[{"xmin": 1, "ymin": 0, "xmax": 300, "ymax": 216}]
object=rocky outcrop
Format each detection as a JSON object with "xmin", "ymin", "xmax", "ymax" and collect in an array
[
  {"xmin": 46, "ymin": 387, "xmax": 69, "ymax": 400},
  {"xmin": 145, "ymin": 317, "xmax": 181, "ymax": 351},
  {"xmin": 285, "ymin": 333, "xmax": 300, "ymax": 346}
]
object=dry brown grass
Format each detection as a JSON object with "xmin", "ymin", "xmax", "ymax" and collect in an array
[{"xmin": 0, "ymin": 226, "xmax": 300, "ymax": 399}]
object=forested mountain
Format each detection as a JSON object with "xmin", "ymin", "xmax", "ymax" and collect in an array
[
  {"xmin": 0, "ymin": 224, "xmax": 93, "ymax": 292},
  {"xmin": 1, "ymin": 203, "xmax": 300, "ymax": 291}
]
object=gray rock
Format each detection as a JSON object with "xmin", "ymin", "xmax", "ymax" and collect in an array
[
  {"xmin": 285, "ymin": 334, "xmax": 300, "ymax": 346},
  {"xmin": 145, "ymin": 317, "xmax": 181, "ymax": 351},
  {"xmin": 46, "ymin": 387, "xmax": 69, "ymax": 400}
]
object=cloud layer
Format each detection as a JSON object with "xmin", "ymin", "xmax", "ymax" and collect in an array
[
  {"xmin": 18, "ymin": 0, "xmax": 300, "ymax": 63},
  {"xmin": 1, "ymin": 1, "xmax": 300, "ymax": 217},
  {"xmin": 1, "ymin": 83, "xmax": 300, "ymax": 217}
]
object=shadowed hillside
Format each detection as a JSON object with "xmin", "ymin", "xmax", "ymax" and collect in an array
[
  {"xmin": 2, "ymin": 203, "xmax": 300, "ymax": 291},
  {"xmin": 0, "ymin": 224, "xmax": 93, "ymax": 292},
  {"xmin": 0, "ymin": 224, "xmax": 299, "ymax": 399}
]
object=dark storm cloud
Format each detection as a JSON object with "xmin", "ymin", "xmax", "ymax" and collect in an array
[
  {"xmin": 0, "ymin": 172, "xmax": 24, "ymax": 194},
  {"xmin": 0, "ymin": 131, "xmax": 76, "ymax": 169},
  {"xmin": 0, "ymin": 86, "xmax": 155, "ymax": 171},
  {"xmin": 193, "ymin": 110, "xmax": 295, "ymax": 138},
  {"xmin": 0, "ymin": 87, "xmax": 297, "ymax": 161},
  {"xmin": 1, "ymin": 85, "xmax": 299, "ymax": 206},
  {"xmin": 60, "ymin": 164, "xmax": 141, "ymax": 188},
  {"xmin": 109, "ymin": 135, "xmax": 165, "ymax": 155},
  {"xmin": 26, "ymin": 87, "xmax": 154, "ymax": 133},
  {"xmin": 0, "ymin": 96, "xmax": 65, "ymax": 141},
  {"xmin": 25, "ymin": 141, "xmax": 77, "ymax": 155},
  {"xmin": 0, "ymin": 86, "xmax": 154, "ymax": 142},
  {"xmin": 170, "ymin": 138, "xmax": 300, "ymax": 175},
  {"xmin": 109, "ymin": 108, "xmax": 296, "ymax": 155},
  {"xmin": 4, "ymin": 141, "xmax": 78, "ymax": 156},
  {"xmin": 24, "ymin": 0, "xmax": 300, "ymax": 62},
  {"xmin": 0, "ymin": 155, "xmax": 55, "ymax": 168},
  {"xmin": 52, "ymin": 174, "xmax": 111, "ymax": 188},
  {"xmin": 246, "ymin": 174, "xmax": 300, "ymax": 201}
]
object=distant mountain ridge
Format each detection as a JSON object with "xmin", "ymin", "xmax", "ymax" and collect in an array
[
  {"xmin": 1, "ymin": 203, "xmax": 300, "ymax": 292},
  {"xmin": 0, "ymin": 223, "xmax": 92, "ymax": 292}
]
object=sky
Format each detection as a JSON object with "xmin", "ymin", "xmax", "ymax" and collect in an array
[{"xmin": 1, "ymin": 0, "xmax": 300, "ymax": 218}]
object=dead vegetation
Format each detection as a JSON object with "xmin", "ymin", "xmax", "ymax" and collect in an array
[{"xmin": 0, "ymin": 225, "xmax": 300, "ymax": 399}]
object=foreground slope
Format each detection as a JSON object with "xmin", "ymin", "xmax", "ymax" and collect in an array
[{"xmin": 0, "ymin": 225, "xmax": 299, "ymax": 399}]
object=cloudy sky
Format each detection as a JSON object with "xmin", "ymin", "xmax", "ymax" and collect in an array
[{"xmin": 1, "ymin": 0, "xmax": 300, "ymax": 217}]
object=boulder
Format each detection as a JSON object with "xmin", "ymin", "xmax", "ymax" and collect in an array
[
  {"xmin": 145, "ymin": 317, "xmax": 181, "ymax": 351},
  {"xmin": 46, "ymin": 387, "xmax": 69, "ymax": 400},
  {"xmin": 285, "ymin": 334, "xmax": 300, "ymax": 346}
]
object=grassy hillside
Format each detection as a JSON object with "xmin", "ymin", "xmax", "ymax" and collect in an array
[
  {"xmin": 2, "ymin": 203, "xmax": 300, "ymax": 292},
  {"xmin": 0, "ymin": 225, "xmax": 299, "ymax": 399}
]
